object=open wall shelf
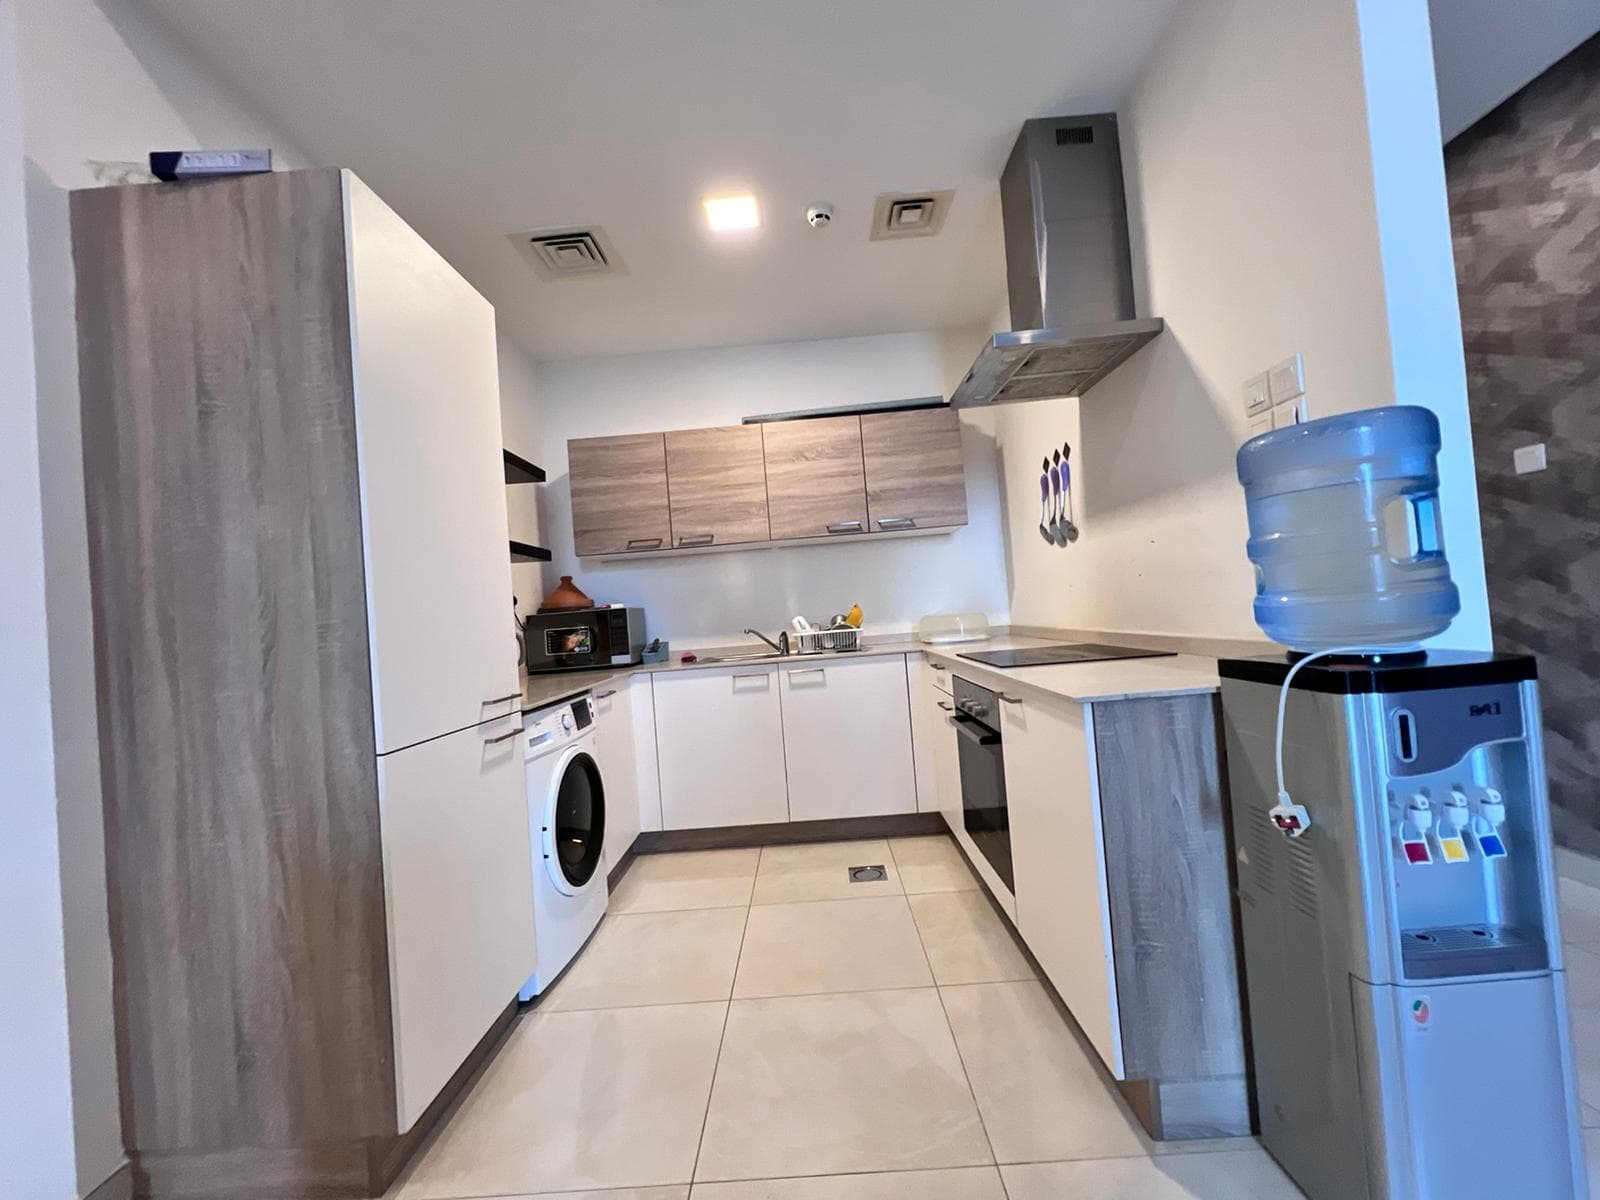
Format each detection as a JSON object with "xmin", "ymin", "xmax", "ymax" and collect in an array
[
  {"xmin": 503, "ymin": 448, "xmax": 546, "ymax": 485},
  {"xmin": 509, "ymin": 540, "xmax": 552, "ymax": 563}
]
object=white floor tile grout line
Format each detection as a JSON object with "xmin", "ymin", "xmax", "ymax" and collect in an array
[
  {"xmin": 898, "ymin": 854, "xmax": 1009, "ymax": 1197},
  {"xmin": 686, "ymin": 874, "xmax": 756, "ymax": 1186}
]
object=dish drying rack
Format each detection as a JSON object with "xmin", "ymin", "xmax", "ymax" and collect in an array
[{"xmin": 792, "ymin": 626, "xmax": 860, "ymax": 654}]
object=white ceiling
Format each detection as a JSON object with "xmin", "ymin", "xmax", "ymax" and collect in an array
[{"xmin": 139, "ymin": 1, "xmax": 1179, "ymax": 361}]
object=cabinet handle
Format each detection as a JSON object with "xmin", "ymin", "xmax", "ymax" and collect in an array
[
  {"xmin": 876, "ymin": 516, "xmax": 917, "ymax": 530},
  {"xmin": 787, "ymin": 667, "xmax": 826, "ymax": 679},
  {"xmin": 826, "ymin": 520, "xmax": 863, "ymax": 534},
  {"xmin": 483, "ymin": 691, "xmax": 521, "ymax": 706},
  {"xmin": 594, "ymin": 689, "xmax": 618, "ymax": 699},
  {"xmin": 626, "ymin": 537, "xmax": 663, "ymax": 550},
  {"xmin": 484, "ymin": 726, "xmax": 522, "ymax": 745},
  {"xmin": 677, "ymin": 533, "xmax": 715, "ymax": 547},
  {"xmin": 936, "ymin": 700, "xmax": 954, "ymax": 711},
  {"xmin": 731, "ymin": 672, "xmax": 770, "ymax": 685},
  {"xmin": 930, "ymin": 662, "xmax": 946, "ymax": 672},
  {"xmin": 999, "ymin": 694, "xmax": 1022, "ymax": 705}
]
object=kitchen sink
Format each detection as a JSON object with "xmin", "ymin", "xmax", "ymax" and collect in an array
[{"xmin": 694, "ymin": 651, "xmax": 785, "ymax": 664}]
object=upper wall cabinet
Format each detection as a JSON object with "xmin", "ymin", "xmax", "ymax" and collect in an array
[
  {"xmin": 569, "ymin": 432, "xmax": 673, "ymax": 556},
  {"xmin": 762, "ymin": 415, "xmax": 869, "ymax": 540},
  {"xmin": 664, "ymin": 425, "xmax": 770, "ymax": 549},
  {"xmin": 861, "ymin": 407, "xmax": 968, "ymax": 533},
  {"xmin": 569, "ymin": 407, "xmax": 968, "ymax": 558}
]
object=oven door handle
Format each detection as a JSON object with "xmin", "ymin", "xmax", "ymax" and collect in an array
[{"xmin": 951, "ymin": 713, "xmax": 1001, "ymax": 747}]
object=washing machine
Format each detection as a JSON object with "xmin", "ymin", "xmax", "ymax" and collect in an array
[{"xmin": 518, "ymin": 693, "xmax": 608, "ymax": 1001}]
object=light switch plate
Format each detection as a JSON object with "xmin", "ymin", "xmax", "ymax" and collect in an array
[
  {"xmin": 1246, "ymin": 410, "xmax": 1272, "ymax": 440},
  {"xmin": 1242, "ymin": 372, "xmax": 1271, "ymax": 417},
  {"xmin": 1268, "ymin": 354, "xmax": 1305, "ymax": 403},
  {"xmin": 1271, "ymin": 397, "xmax": 1307, "ymax": 429},
  {"xmin": 1513, "ymin": 443, "xmax": 1548, "ymax": 475}
]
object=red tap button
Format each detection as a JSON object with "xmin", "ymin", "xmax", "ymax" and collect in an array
[{"xmin": 1403, "ymin": 840, "xmax": 1433, "ymax": 865}]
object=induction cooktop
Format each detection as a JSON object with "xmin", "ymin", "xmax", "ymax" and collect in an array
[{"xmin": 957, "ymin": 643, "xmax": 1177, "ymax": 669}]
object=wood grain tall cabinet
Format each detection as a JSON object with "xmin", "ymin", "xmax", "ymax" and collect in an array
[{"xmin": 72, "ymin": 169, "xmax": 536, "ymax": 1200}]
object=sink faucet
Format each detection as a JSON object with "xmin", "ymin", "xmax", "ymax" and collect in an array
[{"xmin": 744, "ymin": 627, "xmax": 790, "ymax": 656}]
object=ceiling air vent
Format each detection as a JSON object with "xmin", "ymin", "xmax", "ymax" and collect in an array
[
  {"xmin": 869, "ymin": 190, "xmax": 953, "ymax": 241},
  {"xmin": 508, "ymin": 225, "xmax": 623, "ymax": 280}
]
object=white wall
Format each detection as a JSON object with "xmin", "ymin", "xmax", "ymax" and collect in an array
[
  {"xmin": 16, "ymin": 1, "xmax": 312, "ymax": 1192},
  {"xmin": 0, "ymin": 1, "xmax": 82, "ymax": 1196},
  {"xmin": 533, "ymin": 330, "xmax": 1011, "ymax": 643},
  {"xmin": 1430, "ymin": 0, "xmax": 1600, "ymax": 140},
  {"xmin": 995, "ymin": 0, "xmax": 1491, "ymax": 651}
]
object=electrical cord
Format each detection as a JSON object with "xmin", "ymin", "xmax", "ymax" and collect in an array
[{"xmin": 1270, "ymin": 644, "xmax": 1415, "ymax": 836}]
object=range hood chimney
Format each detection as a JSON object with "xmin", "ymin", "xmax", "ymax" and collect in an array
[{"xmin": 951, "ymin": 114, "xmax": 1163, "ymax": 407}]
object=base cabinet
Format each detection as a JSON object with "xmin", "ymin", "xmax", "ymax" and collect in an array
[
  {"xmin": 377, "ymin": 716, "xmax": 537, "ymax": 1130},
  {"xmin": 594, "ymin": 673, "xmax": 663, "ymax": 866},
  {"xmin": 780, "ymin": 655, "xmax": 916, "ymax": 821},
  {"xmin": 1001, "ymin": 693, "xmax": 1123, "ymax": 1076},
  {"xmin": 653, "ymin": 665, "xmax": 790, "ymax": 829}
]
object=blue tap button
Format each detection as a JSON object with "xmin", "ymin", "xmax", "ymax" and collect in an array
[{"xmin": 1476, "ymin": 832, "xmax": 1507, "ymax": 858}]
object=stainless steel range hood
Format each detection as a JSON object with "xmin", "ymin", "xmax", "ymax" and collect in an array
[{"xmin": 951, "ymin": 114, "xmax": 1163, "ymax": 408}]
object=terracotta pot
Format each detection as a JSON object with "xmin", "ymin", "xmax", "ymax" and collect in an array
[{"xmin": 538, "ymin": 575, "xmax": 594, "ymax": 612}]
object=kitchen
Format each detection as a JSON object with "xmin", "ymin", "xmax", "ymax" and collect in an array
[{"xmin": 6, "ymin": 3, "xmax": 1600, "ymax": 1200}]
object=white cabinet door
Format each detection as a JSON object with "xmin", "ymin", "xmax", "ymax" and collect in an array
[
  {"xmin": 628, "ymin": 673, "xmax": 663, "ymax": 833},
  {"xmin": 593, "ymin": 681, "xmax": 643, "ymax": 866},
  {"xmin": 653, "ymin": 666, "xmax": 789, "ymax": 830},
  {"xmin": 906, "ymin": 658, "xmax": 941, "ymax": 813},
  {"xmin": 1001, "ymin": 693, "xmax": 1123, "ymax": 1077},
  {"xmin": 781, "ymin": 655, "xmax": 916, "ymax": 822},
  {"xmin": 345, "ymin": 172, "xmax": 519, "ymax": 753},
  {"xmin": 922, "ymin": 659, "xmax": 963, "ymax": 827},
  {"xmin": 377, "ymin": 714, "xmax": 536, "ymax": 1129}
]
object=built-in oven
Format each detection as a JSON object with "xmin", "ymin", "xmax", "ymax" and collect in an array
[{"xmin": 952, "ymin": 676, "xmax": 1012, "ymax": 893}]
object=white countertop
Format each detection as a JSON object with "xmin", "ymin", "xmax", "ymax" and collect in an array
[{"xmin": 521, "ymin": 632, "xmax": 1221, "ymax": 713}]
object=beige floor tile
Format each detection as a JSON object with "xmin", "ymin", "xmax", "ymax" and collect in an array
[
  {"xmin": 690, "ymin": 1166, "xmax": 1005, "ymax": 1199},
  {"xmin": 733, "ymin": 896, "xmax": 932, "ymax": 998},
  {"xmin": 395, "ymin": 1002, "xmax": 726, "ymax": 1197},
  {"xmin": 1566, "ymin": 945, "xmax": 1600, "ymax": 1110},
  {"xmin": 908, "ymin": 890, "xmax": 1035, "ymax": 985},
  {"xmin": 1001, "ymin": 1147, "xmax": 1302, "ymax": 1199},
  {"xmin": 695, "ymin": 989, "xmax": 993, "ymax": 1181},
  {"xmin": 496, "ymin": 1190, "xmax": 691, "ymax": 1200},
  {"xmin": 543, "ymin": 908, "xmax": 748, "ymax": 1011},
  {"xmin": 941, "ymin": 980, "xmax": 1148, "ymax": 1163},
  {"xmin": 611, "ymin": 849, "xmax": 760, "ymax": 914},
  {"xmin": 888, "ymin": 835, "xmax": 979, "ymax": 894},
  {"xmin": 752, "ymin": 839, "xmax": 903, "ymax": 904}
]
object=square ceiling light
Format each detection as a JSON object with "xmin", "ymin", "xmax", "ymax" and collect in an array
[{"xmin": 703, "ymin": 193, "xmax": 760, "ymax": 232}]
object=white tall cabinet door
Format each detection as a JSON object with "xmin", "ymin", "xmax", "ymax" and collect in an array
[
  {"xmin": 906, "ymin": 657, "xmax": 942, "ymax": 813},
  {"xmin": 1001, "ymin": 693, "xmax": 1124, "ymax": 1077},
  {"xmin": 344, "ymin": 171, "xmax": 518, "ymax": 753},
  {"xmin": 377, "ymin": 715, "xmax": 536, "ymax": 1130},
  {"xmin": 593, "ymin": 681, "xmax": 643, "ymax": 866},
  {"xmin": 781, "ymin": 655, "xmax": 916, "ymax": 821},
  {"xmin": 653, "ymin": 666, "xmax": 789, "ymax": 830},
  {"xmin": 628, "ymin": 673, "xmax": 664, "ymax": 833}
]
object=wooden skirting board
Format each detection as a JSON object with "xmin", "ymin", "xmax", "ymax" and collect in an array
[{"xmin": 633, "ymin": 811, "xmax": 943, "ymax": 854}]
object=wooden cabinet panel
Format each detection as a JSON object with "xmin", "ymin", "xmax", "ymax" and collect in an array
[
  {"xmin": 761, "ymin": 416, "xmax": 869, "ymax": 540},
  {"xmin": 72, "ymin": 169, "xmax": 398, "ymax": 1149},
  {"xmin": 664, "ymin": 425, "xmax": 771, "ymax": 548},
  {"xmin": 377, "ymin": 715, "xmax": 536, "ymax": 1131},
  {"xmin": 861, "ymin": 407, "xmax": 968, "ymax": 533},
  {"xmin": 652, "ymin": 666, "xmax": 789, "ymax": 829},
  {"xmin": 780, "ymin": 656, "xmax": 916, "ymax": 821},
  {"xmin": 345, "ymin": 172, "xmax": 520, "ymax": 753},
  {"xmin": 1003, "ymin": 693, "xmax": 1123, "ymax": 1077},
  {"xmin": 569, "ymin": 432, "xmax": 673, "ymax": 556}
]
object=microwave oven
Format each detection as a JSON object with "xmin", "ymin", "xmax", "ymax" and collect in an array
[{"xmin": 524, "ymin": 606, "xmax": 646, "ymax": 673}]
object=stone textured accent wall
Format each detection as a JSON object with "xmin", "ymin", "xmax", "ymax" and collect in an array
[{"xmin": 1446, "ymin": 35, "xmax": 1600, "ymax": 853}]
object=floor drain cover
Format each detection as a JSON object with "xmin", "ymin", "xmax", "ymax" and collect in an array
[{"xmin": 848, "ymin": 865, "xmax": 887, "ymax": 883}]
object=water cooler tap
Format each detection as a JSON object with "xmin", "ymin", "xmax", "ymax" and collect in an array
[{"xmin": 1474, "ymin": 786, "xmax": 1509, "ymax": 858}]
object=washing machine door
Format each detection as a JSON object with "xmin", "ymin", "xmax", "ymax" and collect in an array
[{"xmin": 542, "ymin": 743, "xmax": 606, "ymax": 896}]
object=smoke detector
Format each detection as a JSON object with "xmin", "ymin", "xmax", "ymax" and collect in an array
[
  {"xmin": 508, "ymin": 226, "xmax": 623, "ymax": 280},
  {"xmin": 869, "ymin": 190, "xmax": 954, "ymax": 240}
]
